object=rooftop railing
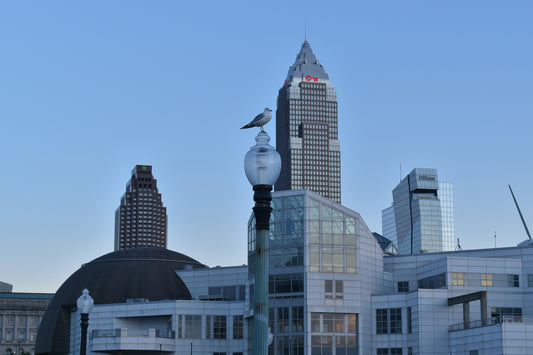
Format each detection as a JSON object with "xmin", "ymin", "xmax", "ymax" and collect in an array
[{"xmin": 449, "ymin": 316, "xmax": 533, "ymax": 332}]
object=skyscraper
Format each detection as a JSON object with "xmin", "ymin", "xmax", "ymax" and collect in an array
[
  {"xmin": 114, "ymin": 165, "xmax": 168, "ymax": 250},
  {"xmin": 275, "ymin": 40, "xmax": 341, "ymax": 203},
  {"xmin": 381, "ymin": 168, "xmax": 455, "ymax": 254}
]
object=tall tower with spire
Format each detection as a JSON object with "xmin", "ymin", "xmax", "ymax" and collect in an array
[{"xmin": 275, "ymin": 40, "xmax": 341, "ymax": 203}]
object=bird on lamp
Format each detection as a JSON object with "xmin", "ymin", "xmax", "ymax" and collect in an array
[{"xmin": 241, "ymin": 108, "xmax": 272, "ymax": 132}]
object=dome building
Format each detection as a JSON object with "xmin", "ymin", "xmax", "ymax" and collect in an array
[{"xmin": 35, "ymin": 247, "xmax": 211, "ymax": 354}]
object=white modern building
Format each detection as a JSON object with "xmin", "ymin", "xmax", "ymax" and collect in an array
[{"xmin": 37, "ymin": 190, "xmax": 533, "ymax": 355}]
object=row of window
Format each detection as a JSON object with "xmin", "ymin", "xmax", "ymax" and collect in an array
[
  {"xmin": 410, "ymin": 272, "xmax": 528, "ymax": 291},
  {"xmin": 377, "ymin": 348, "xmax": 405, "ymax": 355},
  {"xmin": 0, "ymin": 315, "xmax": 40, "ymax": 326},
  {"xmin": 176, "ymin": 315, "xmax": 243, "ymax": 340},
  {"xmin": 452, "ymin": 272, "xmax": 521, "ymax": 287},
  {"xmin": 0, "ymin": 328, "xmax": 38, "ymax": 341}
]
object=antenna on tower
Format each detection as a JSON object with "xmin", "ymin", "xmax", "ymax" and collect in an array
[
  {"xmin": 509, "ymin": 185, "xmax": 532, "ymax": 240},
  {"xmin": 305, "ymin": 22, "xmax": 307, "ymax": 42},
  {"xmin": 400, "ymin": 164, "xmax": 402, "ymax": 182},
  {"xmin": 494, "ymin": 231, "xmax": 497, "ymax": 248}
]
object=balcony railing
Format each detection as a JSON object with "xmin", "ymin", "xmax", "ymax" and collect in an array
[
  {"xmin": 92, "ymin": 328, "xmax": 175, "ymax": 339},
  {"xmin": 90, "ymin": 328, "xmax": 175, "ymax": 353},
  {"xmin": 449, "ymin": 316, "xmax": 533, "ymax": 332}
]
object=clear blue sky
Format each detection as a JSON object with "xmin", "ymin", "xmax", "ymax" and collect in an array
[{"xmin": 1, "ymin": 1, "xmax": 532, "ymax": 293}]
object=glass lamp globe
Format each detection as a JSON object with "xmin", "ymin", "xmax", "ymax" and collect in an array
[
  {"xmin": 244, "ymin": 132, "xmax": 281, "ymax": 186},
  {"xmin": 77, "ymin": 289, "xmax": 94, "ymax": 314}
]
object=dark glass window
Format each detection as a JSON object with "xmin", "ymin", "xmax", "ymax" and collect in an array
[
  {"xmin": 376, "ymin": 309, "xmax": 388, "ymax": 334},
  {"xmin": 233, "ymin": 315, "xmax": 243, "ymax": 339},
  {"xmin": 407, "ymin": 307, "xmax": 412, "ymax": 333},
  {"xmin": 397, "ymin": 281, "xmax": 409, "ymax": 292},
  {"xmin": 390, "ymin": 308, "xmax": 402, "ymax": 334},
  {"xmin": 491, "ymin": 307, "xmax": 522, "ymax": 318},
  {"xmin": 418, "ymin": 273, "xmax": 446, "ymax": 289}
]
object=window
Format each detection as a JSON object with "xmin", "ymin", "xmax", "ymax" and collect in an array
[
  {"xmin": 391, "ymin": 349, "xmax": 403, "ymax": 355},
  {"xmin": 398, "ymin": 281, "xmax": 409, "ymax": 292},
  {"xmin": 469, "ymin": 351, "xmax": 479, "ymax": 355},
  {"xmin": 292, "ymin": 306, "xmax": 304, "ymax": 332},
  {"xmin": 178, "ymin": 315, "xmax": 202, "ymax": 338},
  {"xmin": 206, "ymin": 315, "xmax": 227, "ymax": 339},
  {"xmin": 269, "ymin": 273, "xmax": 304, "ymax": 294},
  {"xmin": 418, "ymin": 273, "xmax": 446, "ymax": 289},
  {"xmin": 325, "ymin": 280, "xmax": 333, "ymax": 295},
  {"xmin": 389, "ymin": 308, "xmax": 402, "ymax": 334},
  {"xmin": 376, "ymin": 309, "xmax": 388, "ymax": 334},
  {"xmin": 507, "ymin": 274, "xmax": 519, "ymax": 287},
  {"xmin": 491, "ymin": 307, "xmax": 522, "ymax": 318},
  {"xmin": 481, "ymin": 273, "xmax": 493, "ymax": 286},
  {"xmin": 528, "ymin": 274, "xmax": 533, "ymax": 287},
  {"xmin": 311, "ymin": 313, "xmax": 357, "ymax": 355},
  {"xmin": 407, "ymin": 307, "xmax": 412, "ymax": 333},
  {"xmin": 277, "ymin": 307, "xmax": 290, "ymax": 333},
  {"xmin": 325, "ymin": 280, "xmax": 343, "ymax": 299},
  {"xmin": 233, "ymin": 315, "xmax": 243, "ymax": 339},
  {"xmin": 408, "ymin": 347, "xmax": 413, "ymax": 355},
  {"xmin": 452, "ymin": 272, "xmax": 464, "ymax": 286},
  {"xmin": 377, "ymin": 349, "xmax": 388, "ymax": 355}
]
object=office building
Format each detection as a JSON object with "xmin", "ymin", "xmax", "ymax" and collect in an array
[
  {"xmin": 382, "ymin": 168, "xmax": 455, "ymax": 254},
  {"xmin": 275, "ymin": 41, "xmax": 341, "ymax": 203},
  {"xmin": 114, "ymin": 165, "xmax": 168, "ymax": 250},
  {"xmin": 0, "ymin": 288, "xmax": 53, "ymax": 355},
  {"xmin": 37, "ymin": 189, "xmax": 533, "ymax": 354}
]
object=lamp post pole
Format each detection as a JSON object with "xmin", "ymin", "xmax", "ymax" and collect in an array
[
  {"xmin": 253, "ymin": 183, "xmax": 272, "ymax": 354},
  {"xmin": 244, "ymin": 131, "xmax": 281, "ymax": 355},
  {"xmin": 80, "ymin": 313, "xmax": 89, "ymax": 355},
  {"xmin": 77, "ymin": 289, "xmax": 94, "ymax": 355}
]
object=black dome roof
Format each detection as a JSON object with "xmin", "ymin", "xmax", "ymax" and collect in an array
[{"xmin": 36, "ymin": 247, "xmax": 206, "ymax": 354}]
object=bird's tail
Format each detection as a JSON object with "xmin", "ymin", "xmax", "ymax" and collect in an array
[{"xmin": 241, "ymin": 124, "xmax": 253, "ymax": 129}]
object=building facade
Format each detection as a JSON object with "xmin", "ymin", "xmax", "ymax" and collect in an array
[
  {"xmin": 375, "ymin": 246, "xmax": 533, "ymax": 355},
  {"xmin": 114, "ymin": 165, "xmax": 168, "ymax": 250},
  {"xmin": 43, "ymin": 190, "xmax": 533, "ymax": 355},
  {"xmin": 382, "ymin": 168, "xmax": 455, "ymax": 254},
  {"xmin": 248, "ymin": 190, "xmax": 384, "ymax": 354},
  {"xmin": 275, "ymin": 41, "xmax": 341, "ymax": 203},
  {"xmin": 0, "ymin": 292, "xmax": 53, "ymax": 355}
]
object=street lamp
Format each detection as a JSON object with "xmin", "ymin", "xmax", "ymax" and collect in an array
[
  {"xmin": 244, "ymin": 131, "xmax": 281, "ymax": 355},
  {"xmin": 77, "ymin": 289, "xmax": 94, "ymax": 355}
]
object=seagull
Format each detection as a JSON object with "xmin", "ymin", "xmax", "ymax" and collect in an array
[{"xmin": 241, "ymin": 108, "xmax": 272, "ymax": 132}]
